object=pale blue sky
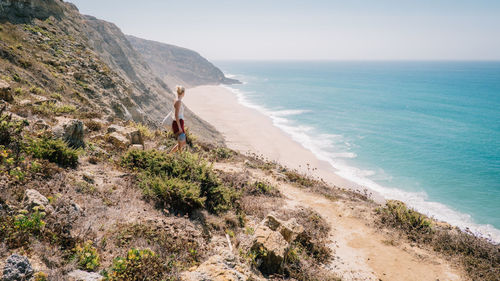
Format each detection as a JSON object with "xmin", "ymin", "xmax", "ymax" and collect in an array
[{"xmin": 69, "ymin": 0, "xmax": 500, "ymax": 60}]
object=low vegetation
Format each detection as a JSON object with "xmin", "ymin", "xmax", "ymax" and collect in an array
[
  {"xmin": 26, "ymin": 137, "xmax": 79, "ymax": 168},
  {"xmin": 377, "ymin": 200, "xmax": 500, "ymax": 281},
  {"xmin": 121, "ymin": 149, "xmax": 236, "ymax": 214},
  {"xmin": 105, "ymin": 248, "xmax": 175, "ymax": 281}
]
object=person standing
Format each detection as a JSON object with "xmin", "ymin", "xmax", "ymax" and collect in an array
[{"xmin": 169, "ymin": 86, "xmax": 186, "ymax": 153}]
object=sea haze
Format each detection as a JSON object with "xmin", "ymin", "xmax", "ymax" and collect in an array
[{"xmin": 217, "ymin": 61, "xmax": 500, "ymax": 243}]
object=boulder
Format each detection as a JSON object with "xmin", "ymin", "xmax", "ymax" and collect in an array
[
  {"xmin": 2, "ymin": 254, "xmax": 34, "ymax": 281},
  {"xmin": 53, "ymin": 119, "xmax": 85, "ymax": 148},
  {"xmin": 106, "ymin": 132, "xmax": 130, "ymax": 149},
  {"xmin": 0, "ymin": 80, "xmax": 13, "ymax": 102},
  {"xmin": 251, "ymin": 225, "xmax": 289, "ymax": 274},
  {"xmin": 127, "ymin": 129, "xmax": 143, "ymax": 146},
  {"xmin": 67, "ymin": 270, "xmax": 103, "ymax": 281},
  {"xmin": 24, "ymin": 189, "xmax": 49, "ymax": 209},
  {"xmin": 181, "ymin": 251, "xmax": 260, "ymax": 281},
  {"xmin": 106, "ymin": 124, "xmax": 123, "ymax": 133},
  {"xmin": 251, "ymin": 214, "xmax": 304, "ymax": 274}
]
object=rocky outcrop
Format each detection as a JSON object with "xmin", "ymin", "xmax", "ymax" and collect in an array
[
  {"xmin": 251, "ymin": 214, "xmax": 304, "ymax": 274},
  {"xmin": 0, "ymin": 0, "xmax": 70, "ymax": 23},
  {"xmin": 53, "ymin": 119, "xmax": 85, "ymax": 148},
  {"xmin": 126, "ymin": 35, "xmax": 240, "ymax": 88},
  {"xmin": 67, "ymin": 270, "xmax": 103, "ymax": 281},
  {"xmin": 104, "ymin": 125, "xmax": 143, "ymax": 149},
  {"xmin": 181, "ymin": 251, "xmax": 261, "ymax": 281},
  {"xmin": 23, "ymin": 189, "xmax": 49, "ymax": 209},
  {"xmin": 2, "ymin": 254, "xmax": 34, "ymax": 281},
  {"xmin": 0, "ymin": 80, "xmax": 13, "ymax": 102}
]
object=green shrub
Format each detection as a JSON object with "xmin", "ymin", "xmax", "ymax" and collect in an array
[
  {"xmin": 34, "ymin": 272, "xmax": 48, "ymax": 281},
  {"xmin": 50, "ymin": 92, "xmax": 62, "ymax": 101},
  {"xmin": 284, "ymin": 170, "xmax": 316, "ymax": 187},
  {"xmin": 210, "ymin": 147, "xmax": 233, "ymax": 161},
  {"xmin": 107, "ymin": 248, "xmax": 171, "ymax": 281},
  {"xmin": 122, "ymin": 150, "xmax": 234, "ymax": 214},
  {"xmin": 140, "ymin": 175, "xmax": 205, "ymax": 212},
  {"xmin": 32, "ymin": 101, "xmax": 76, "ymax": 116},
  {"xmin": 26, "ymin": 137, "xmax": 79, "ymax": 168},
  {"xmin": 377, "ymin": 200, "xmax": 432, "ymax": 234},
  {"xmin": 30, "ymin": 86, "xmax": 45, "ymax": 95},
  {"xmin": 0, "ymin": 106, "xmax": 27, "ymax": 151},
  {"xmin": 14, "ymin": 208, "xmax": 46, "ymax": 234},
  {"xmin": 0, "ymin": 209, "xmax": 46, "ymax": 248},
  {"xmin": 74, "ymin": 241, "xmax": 100, "ymax": 271},
  {"xmin": 251, "ymin": 181, "xmax": 277, "ymax": 196}
]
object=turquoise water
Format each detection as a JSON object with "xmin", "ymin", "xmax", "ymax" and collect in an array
[{"xmin": 216, "ymin": 61, "xmax": 500, "ymax": 243}]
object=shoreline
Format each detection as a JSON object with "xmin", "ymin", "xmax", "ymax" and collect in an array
[
  {"xmin": 185, "ymin": 85, "xmax": 500, "ymax": 244},
  {"xmin": 184, "ymin": 85, "xmax": 384, "ymax": 203}
]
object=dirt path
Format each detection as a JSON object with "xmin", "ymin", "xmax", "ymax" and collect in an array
[
  {"xmin": 276, "ymin": 181, "xmax": 463, "ymax": 281},
  {"xmin": 217, "ymin": 162, "xmax": 464, "ymax": 281}
]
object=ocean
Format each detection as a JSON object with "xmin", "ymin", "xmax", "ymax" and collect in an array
[{"xmin": 215, "ymin": 61, "xmax": 500, "ymax": 243}]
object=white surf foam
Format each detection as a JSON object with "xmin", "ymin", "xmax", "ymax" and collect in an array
[{"xmin": 223, "ymin": 85, "xmax": 500, "ymax": 244}]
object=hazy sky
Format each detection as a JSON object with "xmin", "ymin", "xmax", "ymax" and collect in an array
[{"xmin": 69, "ymin": 0, "xmax": 500, "ymax": 61}]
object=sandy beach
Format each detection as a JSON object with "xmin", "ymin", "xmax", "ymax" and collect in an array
[
  {"xmin": 184, "ymin": 85, "xmax": 382, "ymax": 201},
  {"xmin": 184, "ymin": 85, "xmax": 465, "ymax": 280}
]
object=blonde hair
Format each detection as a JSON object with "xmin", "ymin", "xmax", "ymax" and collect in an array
[{"xmin": 176, "ymin": 85, "xmax": 185, "ymax": 96}]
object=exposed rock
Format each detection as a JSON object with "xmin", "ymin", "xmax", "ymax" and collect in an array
[
  {"xmin": 53, "ymin": 119, "xmax": 85, "ymax": 148},
  {"xmin": 0, "ymin": 80, "xmax": 13, "ymax": 102},
  {"xmin": 24, "ymin": 189, "xmax": 49, "ymax": 209},
  {"xmin": 67, "ymin": 270, "xmax": 103, "ymax": 281},
  {"xmin": 2, "ymin": 254, "xmax": 34, "ymax": 281},
  {"xmin": 127, "ymin": 129, "xmax": 143, "ymax": 145},
  {"xmin": 32, "ymin": 119, "xmax": 49, "ymax": 130},
  {"xmin": 106, "ymin": 124, "xmax": 123, "ymax": 134},
  {"xmin": 106, "ymin": 132, "xmax": 130, "ymax": 149},
  {"xmin": 252, "ymin": 225, "xmax": 289, "ymax": 274},
  {"xmin": 0, "ymin": 0, "xmax": 70, "ymax": 23},
  {"xmin": 82, "ymin": 173, "xmax": 95, "ymax": 184},
  {"xmin": 181, "ymin": 251, "xmax": 260, "ymax": 281},
  {"xmin": 251, "ymin": 214, "xmax": 304, "ymax": 274}
]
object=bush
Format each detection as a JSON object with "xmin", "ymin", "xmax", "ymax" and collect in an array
[
  {"xmin": 377, "ymin": 200, "xmax": 432, "ymax": 234},
  {"xmin": 107, "ymin": 248, "xmax": 172, "ymax": 281},
  {"xmin": 210, "ymin": 147, "xmax": 234, "ymax": 161},
  {"xmin": 122, "ymin": 150, "xmax": 234, "ymax": 214},
  {"xmin": 1, "ymin": 209, "xmax": 46, "ymax": 248},
  {"xmin": 26, "ymin": 137, "xmax": 79, "ymax": 168},
  {"xmin": 32, "ymin": 101, "xmax": 76, "ymax": 117},
  {"xmin": 0, "ymin": 105, "xmax": 27, "ymax": 156},
  {"xmin": 249, "ymin": 181, "xmax": 279, "ymax": 196},
  {"xmin": 73, "ymin": 241, "xmax": 100, "ymax": 271},
  {"xmin": 140, "ymin": 175, "xmax": 205, "ymax": 212}
]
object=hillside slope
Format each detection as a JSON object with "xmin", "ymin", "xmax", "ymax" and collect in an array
[
  {"xmin": 0, "ymin": 0, "xmax": 223, "ymax": 143},
  {"xmin": 126, "ymin": 35, "xmax": 240, "ymax": 88}
]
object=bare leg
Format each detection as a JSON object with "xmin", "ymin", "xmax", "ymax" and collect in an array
[
  {"xmin": 179, "ymin": 140, "xmax": 186, "ymax": 152},
  {"xmin": 169, "ymin": 143, "xmax": 179, "ymax": 154}
]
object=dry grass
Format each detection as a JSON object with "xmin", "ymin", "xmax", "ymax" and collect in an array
[{"xmin": 377, "ymin": 200, "xmax": 500, "ymax": 281}]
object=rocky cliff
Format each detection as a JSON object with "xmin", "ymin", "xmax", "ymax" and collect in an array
[
  {"xmin": 126, "ymin": 35, "xmax": 240, "ymax": 88},
  {"xmin": 0, "ymin": 0, "xmax": 223, "ymax": 143}
]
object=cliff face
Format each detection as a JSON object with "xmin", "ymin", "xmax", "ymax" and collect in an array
[
  {"xmin": 0, "ymin": 0, "xmax": 223, "ymax": 143},
  {"xmin": 126, "ymin": 35, "xmax": 240, "ymax": 88},
  {"xmin": 0, "ymin": 0, "xmax": 68, "ymax": 23}
]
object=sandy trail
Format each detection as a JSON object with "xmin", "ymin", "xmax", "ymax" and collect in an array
[
  {"xmin": 274, "ymin": 178, "xmax": 462, "ymax": 281},
  {"xmin": 217, "ymin": 162, "xmax": 463, "ymax": 280}
]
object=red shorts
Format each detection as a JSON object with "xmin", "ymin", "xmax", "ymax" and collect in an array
[{"xmin": 172, "ymin": 119, "xmax": 185, "ymax": 134}]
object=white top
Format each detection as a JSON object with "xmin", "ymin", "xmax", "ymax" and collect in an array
[{"xmin": 175, "ymin": 99, "xmax": 184, "ymax": 120}]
